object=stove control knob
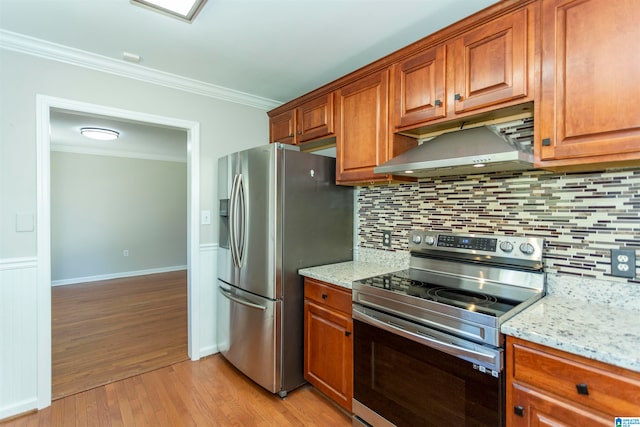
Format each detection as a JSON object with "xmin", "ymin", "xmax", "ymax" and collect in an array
[
  {"xmin": 499, "ymin": 241, "xmax": 514, "ymax": 253},
  {"xmin": 424, "ymin": 236, "xmax": 436, "ymax": 246},
  {"xmin": 519, "ymin": 242, "xmax": 535, "ymax": 255},
  {"xmin": 411, "ymin": 235, "xmax": 422, "ymax": 244}
]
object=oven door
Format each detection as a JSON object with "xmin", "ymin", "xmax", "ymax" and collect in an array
[{"xmin": 352, "ymin": 305, "xmax": 504, "ymax": 427}]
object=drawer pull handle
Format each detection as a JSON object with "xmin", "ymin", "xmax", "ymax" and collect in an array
[
  {"xmin": 345, "ymin": 331, "xmax": 351, "ymax": 337},
  {"xmin": 434, "ymin": 99, "xmax": 442, "ymax": 107},
  {"xmin": 576, "ymin": 383, "xmax": 589, "ymax": 395},
  {"xmin": 321, "ymin": 293, "xmax": 328, "ymax": 299},
  {"xmin": 514, "ymin": 406, "xmax": 525, "ymax": 417}
]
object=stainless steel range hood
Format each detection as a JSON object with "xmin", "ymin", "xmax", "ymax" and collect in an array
[{"xmin": 374, "ymin": 117, "xmax": 534, "ymax": 178}]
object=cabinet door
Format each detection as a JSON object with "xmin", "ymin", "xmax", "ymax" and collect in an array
[
  {"xmin": 297, "ymin": 93, "xmax": 335, "ymax": 143},
  {"xmin": 393, "ymin": 45, "xmax": 447, "ymax": 129},
  {"xmin": 452, "ymin": 7, "xmax": 530, "ymax": 114},
  {"xmin": 538, "ymin": 0, "xmax": 640, "ymax": 166},
  {"xmin": 336, "ymin": 69, "xmax": 390, "ymax": 184},
  {"xmin": 509, "ymin": 383, "xmax": 610, "ymax": 427},
  {"xmin": 269, "ymin": 109, "xmax": 296, "ymax": 144},
  {"xmin": 304, "ymin": 300, "xmax": 353, "ymax": 411}
]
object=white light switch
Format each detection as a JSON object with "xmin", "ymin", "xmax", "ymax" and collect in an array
[
  {"xmin": 201, "ymin": 210, "xmax": 211, "ymax": 225},
  {"xmin": 16, "ymin": 212, "xmax": 34, "ymax": 232}
]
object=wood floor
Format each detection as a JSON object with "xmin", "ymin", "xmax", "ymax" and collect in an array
[
  {"xmin": 51, "ymin": 271, "xmax": 189, "ymax": 400},
  {"xmin": 1, "ymin": 355, "xmax": 352, "ymax": 426}
]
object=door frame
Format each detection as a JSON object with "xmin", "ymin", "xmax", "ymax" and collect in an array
[{"xmin": 35, "ymin": 95, "xmax": 201, "ymax": 408}]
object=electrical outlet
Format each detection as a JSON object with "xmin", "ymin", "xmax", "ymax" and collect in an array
[
  {"xmin": 611, "ymin": 249, "xmax": 635, "ymax": 278},
  {"xmin": 123, "ymin": 249, "xmax": 129, "ymax": 257},
  {"xmin": 382, "ymin": 230, "xmax": 392, "ymax": 247}
]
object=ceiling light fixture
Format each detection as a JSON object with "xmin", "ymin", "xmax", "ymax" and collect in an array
[
  {"xmin": 131, "ymin": 0, "xmax": 207, "ymax": 22},
  {"xmin": 80, "ymin": 127, "xmax": 120, "ymax": 141}
]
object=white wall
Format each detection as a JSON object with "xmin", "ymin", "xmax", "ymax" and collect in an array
[
  {"xmin": 51, "ymin": 152, "xmax": 188, "ymax": 283},
  {"xmin": 0, "ymin": 48, "xmax": 271, "ymax": 419}
]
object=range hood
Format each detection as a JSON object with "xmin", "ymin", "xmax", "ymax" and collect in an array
[{"xmin": 374, "ymin": 117, "xmax": 534, "ymax": 178}]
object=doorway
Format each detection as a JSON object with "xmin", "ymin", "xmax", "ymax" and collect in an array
[{"xmin": 36, "ymin": 95, "xmax": 201, "ymax": 408}]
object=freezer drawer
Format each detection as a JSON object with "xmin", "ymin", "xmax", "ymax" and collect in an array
[{"xmin": 217, "ymin": 280, "xmax": 281, "ymax": 394}]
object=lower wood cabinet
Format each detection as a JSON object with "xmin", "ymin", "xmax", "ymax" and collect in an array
[
  {"xmin": 303, "ymin": 277, "xmax": 353, "ymax": 411},
  {"xmin": 506, "ymin": 336, "xmax": 640, "ymax": 426}
]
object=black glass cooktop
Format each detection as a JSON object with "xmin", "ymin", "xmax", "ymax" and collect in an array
[{"xmin": 355, "ymin": 269, "xmax": 522, "ymax": 318}]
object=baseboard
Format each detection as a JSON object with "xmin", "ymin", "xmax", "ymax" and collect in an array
[
  {"xmin": 0, "ymin": 398, "xmax": 38, "ymax": 422},
  {"xmin": 198, "ymin": 344, "xmax": 219, "ymax": 359},
  {"xmin": 51, "ymin": 265, "xmax": 188, "ymax": 286}
]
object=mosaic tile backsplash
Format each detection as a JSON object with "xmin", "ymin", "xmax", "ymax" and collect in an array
[{"xmin": 357, "ymin": 168, "xmax": 640, "ymax": 285}]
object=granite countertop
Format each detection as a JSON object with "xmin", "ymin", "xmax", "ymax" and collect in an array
[
  {"xmin": 298, "ymin": 260, "xmax": 403, "ymax": 289},
  {"xmin": 300, "ymin": 253, "xmax": 640, "ymax": 373},
  {"xmin": 502, "ymin": 275, "xmax": 640, "ymax": 373}
]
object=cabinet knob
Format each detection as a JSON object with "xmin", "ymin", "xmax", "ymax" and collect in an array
[
  {"xmin": 297, "ymin": 131, "xmax": 302, "ymax": 135},
  {"xmin": 321, "ymin": 293, "xmax": 328, "ymax": 300},
  {"xmin": 288, "ymin": 133, "xmax": 294, "ymax": 137},
  {"xmin": 434, "ymin": 99, "xmax": 442, "ymax": 107},
  {"xmin": 514, "ymin": 406, "xmax": 525, "ymax": 417},
  {"xmin": 454, "ymin": 93, "xmax": 463, "ymax": 101},
  {"xmin": 576, "ymin": 383, "xmax": 589, "ymax": 395},
  {"xmin": 345, "ymin": 331, "xmax": 352, "ymax": 337},
  {"xmin": 542, "ymin": 138, "xmax": 551, "ymax": 146}
]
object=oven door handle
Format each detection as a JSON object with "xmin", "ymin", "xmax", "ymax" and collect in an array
[{"xmin": 353, "ymin": 307, "xmax": 498, "ymax": 367}]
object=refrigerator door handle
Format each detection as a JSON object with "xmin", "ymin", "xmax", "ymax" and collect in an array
[
  {"xmin": 218, "ymin": 286, "xmax": 267, "ymax": 311},
  {"xmin": 236, "ymin": 173, "xmax": 246, "ymax": 266},
  {"xmin": 229, "ymin": 173, "xmax": 241, "ymax": 268}
]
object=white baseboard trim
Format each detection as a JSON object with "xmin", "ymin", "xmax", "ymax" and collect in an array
[
  {"xmin": 0, "ymin": 397, "xmax": 38, "ymax": 422},
  {"xmin": 51, "ymin": 265, "xmax": 188, "ymax": 286},
  {"xmin": 198, "ymin": 345, "xmax": 219, "ymax": 359}
]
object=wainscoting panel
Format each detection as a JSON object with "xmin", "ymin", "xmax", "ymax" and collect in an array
[
  {"xmin": 0, "ymin": 258, "xmax": 38, "ymax": 420},
  {"xmin": 198, "ymin": 244, "xmax": 218, "ymax": 357}
]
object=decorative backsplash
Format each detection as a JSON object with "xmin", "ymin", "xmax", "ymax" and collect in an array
[{"xmin": 357, "ymin": 168, "xmax": 640, "ymax": 285}]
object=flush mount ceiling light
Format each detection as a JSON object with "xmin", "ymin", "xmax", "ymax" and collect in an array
[
  {"xmin": 80, "ymin": 127, "xmax": 120, "ymax": 141},
  {"xmin": 131, "ymin": 0, "xmax": 207, "ymax": 22}
]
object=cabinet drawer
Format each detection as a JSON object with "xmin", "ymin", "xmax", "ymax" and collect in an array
[
  {"xmin": 511, "ymin": 340, "xmax": 640, "ymax": 416},
  {"xmin": 304, "ymin": 278, "xmax": 351, "ymax": 314}
]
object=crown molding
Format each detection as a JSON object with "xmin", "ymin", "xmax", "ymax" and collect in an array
[{"xmin": 0, "ymin": 29, "xmax": 282, "ymax": 111}]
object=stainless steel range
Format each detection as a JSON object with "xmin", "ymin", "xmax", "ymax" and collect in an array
[{"xmin": 352, "ymin": 230, "xmax": 545, "ymax": 427}]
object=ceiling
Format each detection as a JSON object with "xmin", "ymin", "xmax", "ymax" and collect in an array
[
  {"xmin": 0, "ymin": 0, "xmax": 496, "ymax": 104},
  {"xmin": 1, "ymin": 0, "xmax": 496, "ymax": 156}
]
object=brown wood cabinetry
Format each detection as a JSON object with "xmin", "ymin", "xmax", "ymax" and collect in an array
[
  {"xmin": 393, "ymin": 45, "xmax": 447, "ymax": 128},
  {"xmin": 506, "ymin": 336, "xmax": 640, "ymax": 426},
  {"xmin": 269, "ymin": 108, "xmax": 296, "ymax": 145},
  {"xmin": 269, "ymin": 93, "xmax": 335, "ymax": 145},
  {"xmin": 336, "ymin": 69, "xmax": 417, "ymax": 184},
  {"xmin": 536, "ymin": 0, "xmax": 640, "ymax": 170},
  {"xmin": 336, "ymin": 69, "xmax": 390, "ymax": 184},
  {"xmin": 303, "ymin": 277, "xmax": 353, "ymax": 411},
  {"xmin": 393, "ymin": 5, "xmax": 534, "ymax": 131}
]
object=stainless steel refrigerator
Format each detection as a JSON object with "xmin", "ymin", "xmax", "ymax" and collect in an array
[{"xmin": 216, "ymin": 143, "xmax": 353, "ymax": 397}]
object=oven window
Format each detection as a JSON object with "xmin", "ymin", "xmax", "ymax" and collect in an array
[{"xmin": 354, "ymin": 319, "xmax": 504, "ymax": 427}]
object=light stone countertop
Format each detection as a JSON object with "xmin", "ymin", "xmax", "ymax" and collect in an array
[
  {"xmin": 298, "ymin": 247, "xmax": 409, "ymax": 289},
  {"xmin": 502, "ymin": 274, "xmax": 640, "ymax": 373},
  {"xmin": 298, "ymin": 260, "xmax": 404, "ymax": 289},
  {"xmin": 299, "ymin": 252, "xmax": 640, "ymax": 373}
]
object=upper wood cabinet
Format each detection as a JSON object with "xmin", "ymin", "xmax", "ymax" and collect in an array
[
  {"xmin": 268, "ymin": 93, "xmax": 335, "ymax": 145},
  {"xmin": 393, "ymin": 45, "xmax": 447, "ymax": 128},
  {"xmin": 451, "ymin": 7, "xmax": 529, "ymax": 114},
  {"xmin": 336, "ymin": 69, "xmax": 392, "ymax": 184},
  {"xmin": 269, "ymin": 108, "xmax": 296, "ymax": 145},
  {"xmin": 393, "ymin": 5, "xmax": 534, "ymax": 131},
  {"xmin": 536, "ymin": 0, "xmax": 640, "ymax": 170}
]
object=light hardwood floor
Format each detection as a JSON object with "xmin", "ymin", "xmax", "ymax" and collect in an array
[
  {"xmin": 2, "ymin": 354, "xmax": 352, "ymax": 426},
  {"xmin": 51, "ymin": 271, "xmax": 189, "ymax": 400}
]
